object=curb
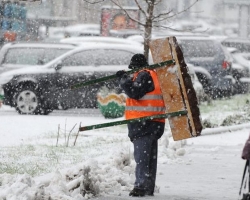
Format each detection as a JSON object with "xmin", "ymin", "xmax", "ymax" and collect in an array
[{"xmin": 202, "ymin": 122, "xmax": 250, "ymax": 135}]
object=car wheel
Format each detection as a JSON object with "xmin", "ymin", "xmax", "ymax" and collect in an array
[
  {"xmin": 232, "ymin": 71, "xmax": 245, "ymax": 94},
  {"xmin": 14, "ymin": 85, "xmax": 43, "ymax": 115},
  {"xmin": 228, "ymin": 84, "xmax": 234, "ymax": 98},
  {"xmin": 42, "ymin": 108, "xmax": 53, "ymax": 115}
]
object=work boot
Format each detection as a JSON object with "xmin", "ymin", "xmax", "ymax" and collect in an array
[
  {"xmin": 145, "ymin": 190, "xmax": 154, "ymax": 196},
  {"xmin": 129, "ymin": 188, "xmax": 146, "ymax": 197}
]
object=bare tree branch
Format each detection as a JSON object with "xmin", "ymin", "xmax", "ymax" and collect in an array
[
  {"xmin": 66, "ymin": 123, "xmax": 77, "ymax": 147},
  {"xmin": 153, "ymin": 24, "xmax": 188, "ymax": 31},
  {"xmin": 110, "ymin": 0, "xmax": 146, "ymax": 26},
  {"xmin": 153, "ymin": 9, "xmax": 203, "ymax": 23},
  {"xmin": 154, "ymin": 0, "xmax": 162, "ymax": 6},
  {"xmin": 152, "ymin": 9, "xmax": 173, "ymax": 20},
  {"xmin": 154, "ymin": 24, "xmax": 209, "ymax": 33},
  {"xmin": 173, "ymin": 0, "xmax": 199, "ymax": 17},
  {"xmin": 153, "ymin": 15, "xmax": 174, "ymax": 23},
  {"xmin": 153, "ymin": 0, "xmax": 199, "ymax": 21},
  {"xmin": 83, "ymin": 0, "xmax": 201, "ymax": 59},
  {"xmin": 56, "ymin": 124, "xmax": 60, "ymax": 147},
  {"xmin": 74, "ymin": 123, "xmax": 81, "ymax": 146},
  {"xmin": 134, "ymin": 0, "xmax": 147, "ymax": 17}
]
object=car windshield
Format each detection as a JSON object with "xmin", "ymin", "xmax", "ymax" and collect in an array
[
  {"xmin": 61, "ymin": 49, "xmax": 134, "ymax": 66},
  {"xmin": 43, "ymin": 48, "xmax": 70, "ymax": 64},
  {"xmin": 179, "ymin": 40, "xmax": 220, "ymax": 58},
  {"xmin": 3, "ymin": 48, "xmax": 44, "ymax": 65},
  {"xmin": 3, "ymin": 48, "xmax": 70, "ymax": 65}
]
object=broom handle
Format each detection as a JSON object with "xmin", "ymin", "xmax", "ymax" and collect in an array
[
  {"xmin": 79, "ymin": 110, "xmax": 187, "ymax": 132},
  {"xmin": 71, "ymin": 59, "xmax": 175, "ymax": 90}
]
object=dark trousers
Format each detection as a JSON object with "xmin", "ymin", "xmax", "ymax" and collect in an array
[{"xmin": 133, "ymin": 134, "xmax": 158, "ymax": 192}]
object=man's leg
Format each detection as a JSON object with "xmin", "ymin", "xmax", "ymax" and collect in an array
[
  {"xmin": 146, "ymin": 138, "xmax": 158, "ymax": 195},
  {"xmin": 133, "ymin": 135, "xmax": 153, "ymax": 191}
]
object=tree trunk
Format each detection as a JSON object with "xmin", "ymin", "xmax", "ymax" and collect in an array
[{"xmin": 144, "ymin": 0, "xmax": 155, "ymax": 61}]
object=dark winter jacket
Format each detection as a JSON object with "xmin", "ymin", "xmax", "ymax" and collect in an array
[
  {"xmin": 119, "ymin": 70, "xmax": 165, "ymax": 141},
  {"xmin": 120, "ymin": 70, "xmax": 154, "ymax": 99},
  {"xmin": 242, "ymin": 134, "xmax": 250, "ymax": 160}
]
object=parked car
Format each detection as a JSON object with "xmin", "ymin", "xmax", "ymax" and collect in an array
[
  {"xmin": 0, "ymin": 42, "xmax": 76, "ymax": 74},
  {"xmin": 187, "ymin": 63, "xmax": 206, "ymax": 103},
  {"xmin": 60, "ymin": 36, "xmax": 142, "ymax": 46},
  {"xmin": 40, "ymin": 24, "xmax": 100, "ymax": 40},
  {"xmin": 227, "ymin": 49, "xmax": 250, "ymax": 73},
  {"xmin": 0, "ymin": 43, "xmax": 147, "ymax": 115},
  {"xmin": 175, "ymin": 36, "xmax": 234, "ymax": 99},
  {"xmin": 221, "ymin": 38, "xmax": 250, "ymax": 53},
  {"xmin": 224, "ymin": 47, "xmax": 250, "ymax": 94}
]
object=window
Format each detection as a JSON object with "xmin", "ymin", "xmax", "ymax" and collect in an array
[
  {"xmin": 180, "ymin": 40, "xmax": 220, "ymax": 58},
  {"xmin": 61, "ymin": 49, "xmax": 134, "ymax": 67},
  {"xmin": 3, "ymin": 48, "xmax": 44, "ymax": 65},
  {"xmin": 61, "ymin": 50, "xmax": 96, "ymax": 66},
  {"xmin": 93, "ymin": 49, "xmax": 133, "ymax": 65},
  {"xmin": 43, "ymin": 48, "xmax": 70, "ymax": 64}
]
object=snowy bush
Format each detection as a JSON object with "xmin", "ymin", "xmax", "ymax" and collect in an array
[
  {"xmin": 202, "ymin": 118, "xmax": 218, "ymax": 128},
  {"xmin": 221, "ymin": 114, "xmax": 250, "ymax": 126}
]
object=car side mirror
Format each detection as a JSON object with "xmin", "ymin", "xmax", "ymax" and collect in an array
[
  {"xmin": 55, "ymin": 63, "xmax": 63, "ymax": 70},
  {"xmin": 37, "ymin": 59, "xmax": 44, "ymax": 65}
]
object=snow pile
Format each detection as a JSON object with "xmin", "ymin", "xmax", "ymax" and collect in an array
[{"xmin": 0, "ymin": 134, "xmax": 186, "ymax": 199}]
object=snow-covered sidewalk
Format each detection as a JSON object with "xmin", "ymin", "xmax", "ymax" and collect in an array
[
  {"xmin": 94, "ymin": 127, "xmax": 248, "ymax": 200},
  {"xmin": 0, "ymin": 101, "xmax": 250, "ymax": 200}
]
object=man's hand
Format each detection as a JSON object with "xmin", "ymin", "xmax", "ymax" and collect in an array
[{"xmin": 116, "ymin": 70, "xmax": 126, "ymax": 78}]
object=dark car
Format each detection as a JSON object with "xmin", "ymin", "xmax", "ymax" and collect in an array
[
  {"xmin": 176, "ymin": 36, "xmax": 234, "ymax": 98},
  {"xmin": 221, "ymin": 38, "xmax": 250, "ymax": 53},
  {"xmin": 0, "ymin": 43, "xmax": 144, "ymax": 115},
  {"xmin": 223, "ymin": 47, "xmax": 250, "ymax": 94}
]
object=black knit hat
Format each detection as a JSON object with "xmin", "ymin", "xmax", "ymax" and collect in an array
[{"xmin": 128, "ymin": 53, "xmax": 149, "ymax": 69}]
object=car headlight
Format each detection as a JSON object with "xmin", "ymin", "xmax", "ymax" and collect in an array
[{"xmin": 0, "ymin": 75, "xmax": 14, "ymax": 85}]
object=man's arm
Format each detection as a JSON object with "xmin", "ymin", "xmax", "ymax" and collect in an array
[{"xmin": 120, "ymin": 71, "xmax": 154, "ymax": 99}]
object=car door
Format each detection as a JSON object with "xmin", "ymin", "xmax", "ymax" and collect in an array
[
  {"xmin": 53, "ymin": 50, "xmax": 97, "ymax": 109},
  {"xmin": 87, "ymin": 48, "xmax": 135, "ymax": 108},
  {"xmin": 53, "ymin": 48, "xmax": 135, "ymax": 109},
  {"xmin": 91, "ymin": 48, "xmax": 134, "ymax": 94}
]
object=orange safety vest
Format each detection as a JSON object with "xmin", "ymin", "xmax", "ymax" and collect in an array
[{"xmin": 125, "ymin": 69, "xmax": 165, "ymax": 123}]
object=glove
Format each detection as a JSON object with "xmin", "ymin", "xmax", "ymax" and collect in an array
[{"xmin": 116, "ymin": 70, "xmax": 126, "ymax": 78}]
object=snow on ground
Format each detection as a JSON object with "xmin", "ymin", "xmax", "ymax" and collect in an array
[{"xmin": 1, "ymin": 94, "xmax": 250, "ymax": 199}]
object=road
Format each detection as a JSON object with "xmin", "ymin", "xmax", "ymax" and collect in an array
[{"xmin": 0, "ymin": 105, "xmax": 103, "ymax": 117}]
